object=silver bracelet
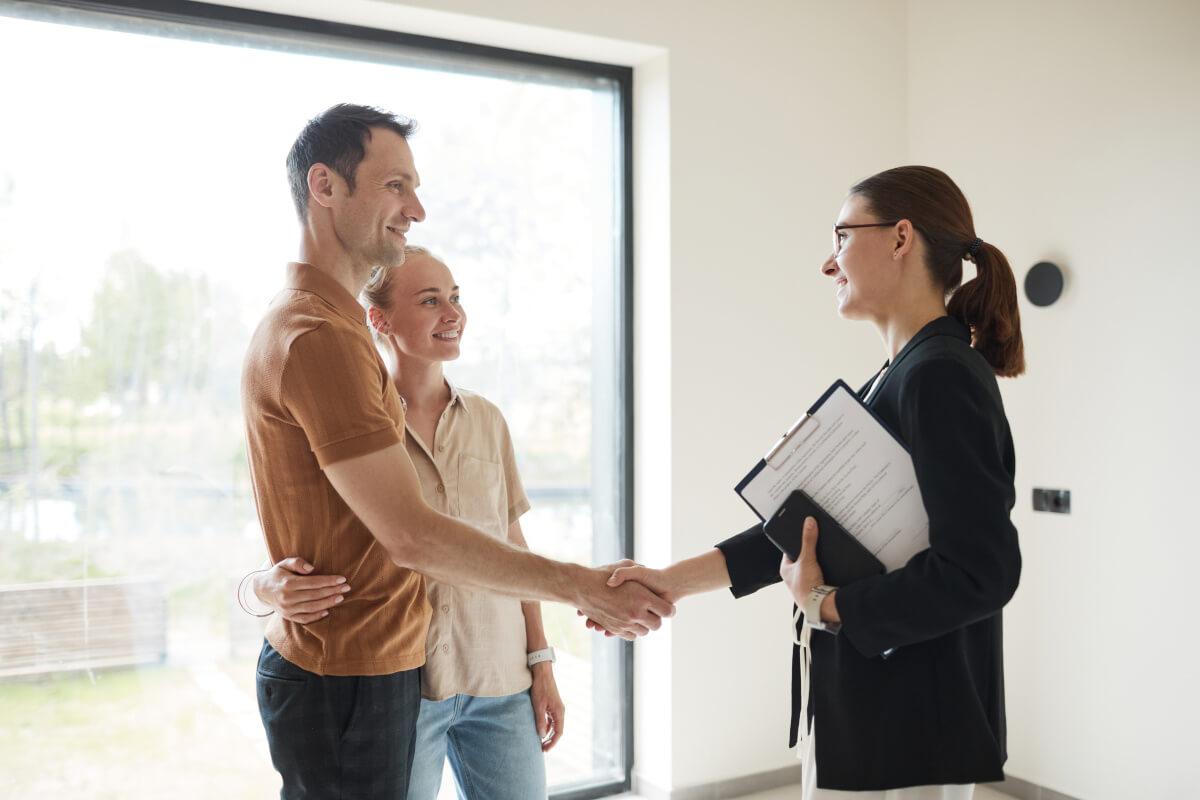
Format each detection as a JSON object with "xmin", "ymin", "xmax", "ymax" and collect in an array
[{"xmin": 237, "ymin": 569, "xmax": 275, "ymax": 618}]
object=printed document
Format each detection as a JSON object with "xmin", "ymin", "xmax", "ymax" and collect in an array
[{"xmin": 736, "ymin": 381, "xmax": 929, "ymax": 572}]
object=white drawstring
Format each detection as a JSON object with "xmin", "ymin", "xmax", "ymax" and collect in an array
[{"xmin": 794, "ymin": 607, "xmax": 813, "ymax": 758}]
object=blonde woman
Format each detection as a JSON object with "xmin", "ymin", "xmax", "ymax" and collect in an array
[{"xmin": 251, "ymin": 246, "xmax": 563, "ymax": 799}]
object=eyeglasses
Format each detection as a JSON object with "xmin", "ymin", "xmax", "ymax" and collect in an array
[{"xmin": 832, "ymin": 221, "xmax": 899, "ymax": 256}]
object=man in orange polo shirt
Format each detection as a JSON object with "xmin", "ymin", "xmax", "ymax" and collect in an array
[{"xmin": 241, "ymin": 104, "xmax": 672, "ymax": 799}]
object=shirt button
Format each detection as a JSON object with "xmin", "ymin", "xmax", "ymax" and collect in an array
[
  {"xmin": 436, "ymin": 484, "xmax": 445, "ymax": 494},
  {"xmin": 442, "ymin": 644, "xmax": 450, "ymax": 654},
  {"xmin": 441, "ymin": 605, "xmax": 450, "ymax": 614},
  {"xmin": 438, "ymin": 445, "xmax": 446, "ymax": 452}
]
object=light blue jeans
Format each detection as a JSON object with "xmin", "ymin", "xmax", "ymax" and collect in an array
[{"xmin": 407, "ymin": 689, "xmax": 548, "ymax": 800}]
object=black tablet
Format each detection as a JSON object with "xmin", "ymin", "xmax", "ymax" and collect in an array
[{"xmin": 763, "ymin": 489, "xmax": 886, "ymax": 586}]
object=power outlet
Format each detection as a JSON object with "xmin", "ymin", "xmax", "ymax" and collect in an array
[{"xmin": 1032, "ymin": 488, "xmax": 1070, "ymax": 514}]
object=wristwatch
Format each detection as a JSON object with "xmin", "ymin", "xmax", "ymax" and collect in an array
[
  {"xmin": 805, "ymin": 585, "xmax": 841, "ymax": 634},
  {"xmin": 527, "ymin": 647, "xmax": 556, "ymax": 667}
]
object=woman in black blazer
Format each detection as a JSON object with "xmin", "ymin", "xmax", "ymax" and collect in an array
[{"xmin": 604, "ymin": 166, "xmax": 1023, "ymax": 798}]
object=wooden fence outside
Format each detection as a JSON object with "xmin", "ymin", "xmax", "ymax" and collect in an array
[{"xmin": 0, "ymin": 577, "xmax": 167, "ymax": 680}]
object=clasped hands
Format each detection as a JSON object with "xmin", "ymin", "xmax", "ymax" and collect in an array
[{"xmin": 585, "ymin": 516, "xmax": 836, "ymax": 637}]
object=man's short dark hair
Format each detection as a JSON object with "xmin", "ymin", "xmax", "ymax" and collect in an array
[{"xmin": 286, "ymin": 103, "xmax": 418, "ymax": 222}]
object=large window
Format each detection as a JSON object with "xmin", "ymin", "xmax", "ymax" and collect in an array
[{"xmin": 0, "ymin": 2, "xmax": 632, "ymax": 797}]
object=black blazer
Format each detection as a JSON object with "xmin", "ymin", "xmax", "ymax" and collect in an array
[{"xmin": 717, "ymin": 316, "xmax": 1020, "ymax": 791}]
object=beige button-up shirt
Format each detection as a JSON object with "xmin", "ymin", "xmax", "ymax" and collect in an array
[{"xmin": 405, "ymin": 380, "xmax": 533, "ymax": 700}]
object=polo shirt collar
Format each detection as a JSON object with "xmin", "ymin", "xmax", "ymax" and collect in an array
[{"xmin": 285, "ymin": 262, "xmax": 366, "ymax": 326}]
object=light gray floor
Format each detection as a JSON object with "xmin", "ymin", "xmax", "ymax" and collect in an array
[
  {"xmin": 618, "ymin": 784, "xmax": 1010, "ymax": 800},
  {"xmin": 735, "ymin": 785, "xmax": 1010, "ymax": 800}
]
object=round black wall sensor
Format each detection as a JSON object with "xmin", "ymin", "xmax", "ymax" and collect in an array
[{"xmin": 1024, "ymin": 261, "xmax": 1064, "ymax": 307}]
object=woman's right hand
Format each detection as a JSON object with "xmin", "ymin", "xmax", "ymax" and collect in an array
[
  {"xmin": 605, "ymin": 564, "xmax": 680, "ymax": 604},
  {"xmin": 581, "ymin": 563, "xmax": 681, "ymax": 636},
  {"xmin": 581, "ymin": 550, "xmax": 732, "ymax": 635},
  {"xmin": 253, "ymin": 557, "xmax": 349, "ymax": 624}
]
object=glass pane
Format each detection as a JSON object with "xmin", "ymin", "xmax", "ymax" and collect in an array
[{"xmin": 0, "ymin": 4, "xmax": 626, "ymax": 797}]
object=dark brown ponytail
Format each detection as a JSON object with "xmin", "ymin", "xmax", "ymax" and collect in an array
[
  {"xmin": 849, "ymin": 166, "xmax": 1025, "ymax": 377},
  {"xmin": 946, "ymin": 242, "xmax": 1024, "ymax": 377}
]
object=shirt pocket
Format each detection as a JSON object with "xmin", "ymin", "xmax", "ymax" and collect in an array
[{"xmin": 457, "ymin": 454, "xmax": 506, "ymax": 539}]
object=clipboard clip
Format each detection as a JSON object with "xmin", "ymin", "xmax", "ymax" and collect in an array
[{"xmin": 764, "ymin": 414, "xmax": 819, "ymax": 468}]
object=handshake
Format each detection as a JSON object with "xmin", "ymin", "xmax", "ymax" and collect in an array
[
  {"xmin": 576, "ymin": 516, "xmax": 830, "ymax": 639},
  {"xmin": 572, "ymin": 561, "xmax": 679, "ymax": 641}
]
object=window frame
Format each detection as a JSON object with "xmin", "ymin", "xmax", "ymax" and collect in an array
[{"xmin": 11, "ymin": 0, "xmax": 637, "ymax": 796}]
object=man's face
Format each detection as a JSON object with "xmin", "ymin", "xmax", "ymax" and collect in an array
[{"xmin": 330, "ymin": 128, "xmax": 425, "ymax": 271}]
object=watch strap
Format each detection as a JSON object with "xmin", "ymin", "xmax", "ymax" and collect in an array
[
  {"xmin": 805, "ymin": 585, "xmax": 841, "ymax": 634},
  {"xmin": 527, "ymin": 647, "xmax": 556, "ymax": 667}
]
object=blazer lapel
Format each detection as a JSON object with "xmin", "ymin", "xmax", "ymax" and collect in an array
[{"xmin": 866, "ymin": 316, "xmax": 971, "ymax": 402}]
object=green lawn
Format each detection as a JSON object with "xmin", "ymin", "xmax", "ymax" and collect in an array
[{"xmin": 0, "ymin": 663, "xmax": 280, "ymax": 799}]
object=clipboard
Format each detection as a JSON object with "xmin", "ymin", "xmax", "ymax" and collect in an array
[
  {"xmin": 736, "ymin": 380, "xmax": 911, "ymax": 518},
  {"xmin": 734, "ymin": 379, "xmax": 930, "ymax": 575}
]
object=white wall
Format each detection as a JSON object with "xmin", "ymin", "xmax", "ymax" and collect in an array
[
  {"xmin": 204, "ymin": 0, "xmax": 1200, "ymax": 796},
  {"xmin": 906, "ymin": 2, "xmax": 1200, "ymax": 798}
]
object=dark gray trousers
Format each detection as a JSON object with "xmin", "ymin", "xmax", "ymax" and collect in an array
[{"xmin": 256, "ymin": 640, "xmax": 421, "ymax": 799}]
